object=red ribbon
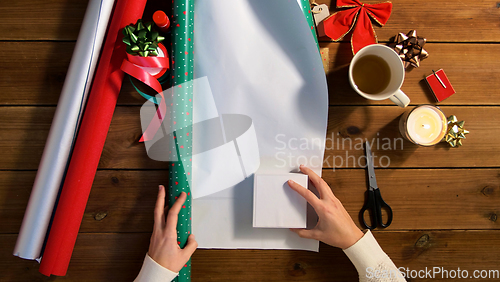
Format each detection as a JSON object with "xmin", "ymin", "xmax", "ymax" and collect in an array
[
  {"xmin": 127, "ymin": 52, "xmax": 169, "ymax": 70},
  {"xmin": 322, "ymin": 0, "xmax": 392, "ymax": 54},
  {"xmin": 120, "ymin": 43, "xmax": 169, "ymax": 142}
]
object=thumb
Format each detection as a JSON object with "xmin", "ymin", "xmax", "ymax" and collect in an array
[
  {"xmin": 182, "ymin": 234, "xmax": 198, "ymax": 256},
  {"xmin": 290, "ymin": 228, "xmax": 316, "ymax": 240}
]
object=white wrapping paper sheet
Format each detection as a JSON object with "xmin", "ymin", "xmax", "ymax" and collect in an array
[
  {"xmin": 14, "ymin": 0, "xmax": 115, "ymax": 260},
  {"xmin": 141, "ymin": 78, "xmax": 261, "ymax": 199},
  {"xmin": 192, "ymin": 0, "xmax": 328, "ymax": 251}
]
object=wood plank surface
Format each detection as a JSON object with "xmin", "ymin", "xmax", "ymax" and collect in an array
[
  {"xmin": 2, "ymin": 231, "xmax": 500, "ymax": 281},
  {"xmin": 0, "ymin": 106, "xmax": 497, "ymax": 170},
  {"xmin": 0, "ymin": 42, "xmax": 74, "ymax": 105},
  {"xmin": 0, "ymin": 0, "xmax": 87, "ymax": 40},
  {"xmin": 0, "ymin": 0, "xmax": 171, "ymax": 41},
  {"xmin": 1, "ymin": 0, "xmax": 499, "ymax": 42},
  {"xmin": 1, "ymin": 0, "xmax": 500, "ymax": 280},
  {"xmin": 2, "ymin": 42, "xmax": 500, "ymax": 106},
  {"xmin": 2, "ymin": 169, "xmax": 498, "ymax": 234}
]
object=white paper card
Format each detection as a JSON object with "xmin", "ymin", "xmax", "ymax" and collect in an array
[{"xmin": 253, "ymin": 174, "xmax": 308, "ymax": 228}]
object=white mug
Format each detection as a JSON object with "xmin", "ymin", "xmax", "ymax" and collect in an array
[{"xmin": 348, "ymin": 44, "xmax": 410, "ymax": 107}]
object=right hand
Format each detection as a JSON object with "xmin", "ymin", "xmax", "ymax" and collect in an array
[{"xmin": 288, "ymin": 165, "xmax": 364, "ymax": 250}]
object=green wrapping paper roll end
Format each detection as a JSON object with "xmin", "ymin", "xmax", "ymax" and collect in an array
[
  {"xmin": 170, "ymin": 0, "xmax": 194, "ymax": 281},
  {"xmin": 299, "ymin": 0, "xmax": 319, "ymax": 50}
]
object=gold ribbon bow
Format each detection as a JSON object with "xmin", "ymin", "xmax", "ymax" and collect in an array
[{"xmin": 444, "ymin": 115, "xmax": 470, "ymax": 147}]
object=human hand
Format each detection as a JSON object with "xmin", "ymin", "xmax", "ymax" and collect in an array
[
  {"xmin": 148, "ymin": 185, "xmax": 198, "ymax": 272},
  {"xmin": 288, "ymin": 165, "xmax": 364, "ymax": 249}
]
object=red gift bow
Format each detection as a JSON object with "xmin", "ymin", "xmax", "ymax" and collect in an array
[
  {"xmin": 120, "ymin": 43, "xmax": 170, "ymax": 142},
  {"xmin": 323, "ymin": 0, "xmax": 392, "ymax": 54}
]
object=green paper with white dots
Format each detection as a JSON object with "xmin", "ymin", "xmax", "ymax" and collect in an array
[
  {"xmin": 169, "ymin": 0, "xmax": 194, "ymax": 281},
  {"xmin": 298, "ymin": 0, "xmax": 318, "ymax": 48}
]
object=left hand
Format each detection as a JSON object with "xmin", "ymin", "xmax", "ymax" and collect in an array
[{"xmin": 148, "ymin": 185, "xmax": 198, "ymax": 272}]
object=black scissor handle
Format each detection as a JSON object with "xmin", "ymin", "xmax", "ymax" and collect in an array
[
  {"xmin": 374, "ymin": 189, "xmax": 393, "ymax": 228},
  {"xmin": 360, "ymin": 189, "xmax": 393, "ymax": 229},
  {"xmin": 360, "ymin": 189, "xmax": 378, "ymax": 230}
]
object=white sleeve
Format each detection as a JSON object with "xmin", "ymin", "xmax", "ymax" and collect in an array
[
  {"xmin": 343, "ymin": 230, "xmax": 406, "ymax": 282},
  {"xmin": 134, "ymin": 254, "xmax": 179, "ymax": 282}
]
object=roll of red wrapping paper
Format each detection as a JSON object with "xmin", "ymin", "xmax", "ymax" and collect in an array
[{"xmin": 38, "ymin": 0, "xmax": 147, "ymax": 276}]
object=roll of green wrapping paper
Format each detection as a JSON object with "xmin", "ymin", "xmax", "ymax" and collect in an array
[
  {"xmin": 298, "ymin": 0, "xmax": 319, "ymax": 48},
  {"xmin": 170, "ymin": 1, "xmax": 194, "ymax": 281}
]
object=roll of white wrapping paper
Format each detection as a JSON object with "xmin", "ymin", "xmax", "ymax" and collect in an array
[{"xmin": 13, "ymin": 0, "xmax": 115, "ymax": 260}]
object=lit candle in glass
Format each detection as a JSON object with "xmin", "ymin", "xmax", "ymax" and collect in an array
[{"xmin": 399, "ymin": 105, "xmax": 447, "ymax": 146}]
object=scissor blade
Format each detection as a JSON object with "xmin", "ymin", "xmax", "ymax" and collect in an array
[{"xmin": 365, "ymin": 141, "xmax": 378, "ymax": 189}]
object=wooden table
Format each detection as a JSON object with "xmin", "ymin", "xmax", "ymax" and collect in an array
[{"xmin": 1, "ymin": 0, "xmax": 499, "ymax": 281}]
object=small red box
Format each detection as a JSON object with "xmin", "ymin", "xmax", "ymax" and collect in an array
[{"xmin": 425, "ymin": 69, "xmax": 455, "ymax": 102}]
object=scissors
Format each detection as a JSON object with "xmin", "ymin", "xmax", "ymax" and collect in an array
[{"xmin": 359, "ymin": 141, "xmax": 393, "ymax": 229}]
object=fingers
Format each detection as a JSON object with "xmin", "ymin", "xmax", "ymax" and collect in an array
[
  {"xmin": 299, "ymin": 165, "xmax": 331, "ymax": 198},
  {"xmin": 182, "ymin": 234, "xmax": 198, "ymax": 256},
  {"xmin": 154, "ymin": 185, "xmax": 166, "ymax": 230},
  {"xmin": 288, "ymin": 179, "xmax": 321, "ymax": 207},
  {"xmin": 290, "ymin": 228, "xmax": 317, "ymax": 240},
  {"xmin": 165, "ymin": 192, "xmax": 187, "ymax": 234}
]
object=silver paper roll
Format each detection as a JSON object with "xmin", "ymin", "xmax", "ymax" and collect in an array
[{"xmin": 13, "ymin": 0, "xmax": 115, "ymax": 260}]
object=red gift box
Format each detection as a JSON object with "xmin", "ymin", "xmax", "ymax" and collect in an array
[{"xmin": 425, "ymin": 69, "xmax": 456, "ymax": 102}]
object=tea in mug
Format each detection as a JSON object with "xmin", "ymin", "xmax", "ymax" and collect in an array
[{"xmin": 352, "ymin": 55, "xmax": 391, "ymax": 94}]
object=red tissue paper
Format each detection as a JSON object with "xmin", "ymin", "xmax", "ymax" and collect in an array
[{"xmin": 38, "ymin": 0, "xmax": 147, "ymax": 276}]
